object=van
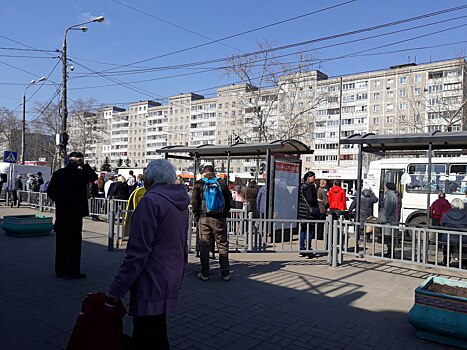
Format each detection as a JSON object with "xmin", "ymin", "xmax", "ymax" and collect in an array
[{"xmin": 0, "ymin": 163, "xmax": 52, "ymax": 194}]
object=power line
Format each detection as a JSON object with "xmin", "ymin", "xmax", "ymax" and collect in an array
[
  {"xmin": 83, "ymin": 0, "xmax": 358, "ymax": 76},
  {"xmin": 70, "ymin": 13, "xmax": 467, "ymax": 83}
]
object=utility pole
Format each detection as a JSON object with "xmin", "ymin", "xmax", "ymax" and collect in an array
[{"xmin": 60, "ymin": 16, "xmax": 104, "ymax": 167}]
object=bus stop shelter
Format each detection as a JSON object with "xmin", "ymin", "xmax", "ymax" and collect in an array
[
  {"xmin": 340, "ymin": 130, "xmax": 467, "ymax": 227},
  {"xmin": 157, "ymin": 139, "xmax": 314, "ymax": 220}
]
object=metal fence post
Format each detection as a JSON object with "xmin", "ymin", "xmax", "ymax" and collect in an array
[
  {"xmin": 5, "ymin": 191, "xmax": 9, "ymax": 207},
  {"xmin": 338, "ymin": 215, "xmax": 344, "ymax": 264},
  {"xmin": 332, "ymin": 218, "xmax": 338, "ymax": 268},
  {"xmin": 326, "ymin": 215, "xmax": 332, "ymax": 265},
  {"xmin": 39, "ymin": 192, "xmax": 43, "ymax": 212},
  {"xmin": 107, "ymin": 199, "xmax": 115, "ymax": 251},
  {"xmin": 248, "ymin": 211, "xmax": 254, "ymax": 251}
]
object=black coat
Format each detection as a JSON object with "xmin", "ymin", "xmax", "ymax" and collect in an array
[
  {"xmin": 440, "ymin": 208, "xmax": 467, "ymax": 245},
  {"xmin": 113, "ymin": 182, "xmax": 130, "ymax": 200},
  {"xmin": 349, "ymin": 189, "xmax": 378, "ymax": 222},
  {"xmin": 298, "ymin": 182, "xmax": 318, "ymax": 220},
  {"xmin": 47, "ymin": 163, "xmax": 98, "ymax": 218}
]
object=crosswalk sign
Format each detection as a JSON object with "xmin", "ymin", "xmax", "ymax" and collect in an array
[{"xmin": 3, "ymin": 151, "xmax": 17, "ymax": 163}]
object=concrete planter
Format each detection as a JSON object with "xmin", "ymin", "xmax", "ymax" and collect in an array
[
  {"xmin": 1, "ymin": 215, "xmax": 53, "ymax": 237},
  {"xmin": 408, "ymin": 276, "xmax": 467, "ymax": 348}
]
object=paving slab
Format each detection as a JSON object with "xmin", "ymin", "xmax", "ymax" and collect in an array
[{"xmin": 0, "ymin": 205, "xmax": 464, "ymax": 349}]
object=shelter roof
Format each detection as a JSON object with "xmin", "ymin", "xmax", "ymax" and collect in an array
[
  {"xmin": 157, "ymin": 139, "xmax": 313, "ymax": 159},
  {"xmin": 340, "ymin": 131, "xmax": 467, "ymax": 154}
]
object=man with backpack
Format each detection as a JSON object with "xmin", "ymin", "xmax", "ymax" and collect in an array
[{"xmin": 192, "ymin": 165, "xmax": 232, "ymax": 281}]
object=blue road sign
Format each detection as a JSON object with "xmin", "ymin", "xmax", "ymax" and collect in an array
[{"xmin": 4, "ymin": 151, "xmax": 17, "ymax": 163}]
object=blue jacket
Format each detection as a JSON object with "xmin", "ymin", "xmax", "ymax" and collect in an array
[{"xmin": 256, "ymin": 186, "xmax": 266, "ymax": 215}]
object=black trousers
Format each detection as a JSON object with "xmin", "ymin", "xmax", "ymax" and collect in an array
[
  {"xmin": 131, "ymin": 314, "xmax": 169, "ymax": 350},
  {"xmin": 54, "ymin": 215, "xmax": 83, "ymax": 277}
]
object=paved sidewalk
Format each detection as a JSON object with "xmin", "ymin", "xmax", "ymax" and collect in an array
[{"xmin": 0, "ymin": 206, "xmax": 463, "ymax": 349}]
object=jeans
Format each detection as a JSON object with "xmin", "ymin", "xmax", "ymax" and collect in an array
[
  {"xmin": 199, "ymin": 216, "xmax": 229, "ymax": 277},
  {"xmin": 299, "ymin": 224, "xmax": 315, "ymax": 251}
]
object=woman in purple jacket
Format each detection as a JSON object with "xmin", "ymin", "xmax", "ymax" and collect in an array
[{"xmin": 107, "ymin": 159, "xmax": 190, "ymax": 349}]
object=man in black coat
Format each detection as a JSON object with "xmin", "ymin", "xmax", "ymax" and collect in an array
[{"xmin": 47, "ymin": 151, "xmax": 98, "ymax": 279}]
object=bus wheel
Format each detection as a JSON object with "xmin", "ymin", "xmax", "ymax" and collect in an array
[{"xmin": 409, "ymin": 215, "xmax": 427, "ymax": 227}]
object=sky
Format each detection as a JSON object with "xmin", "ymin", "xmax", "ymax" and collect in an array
[{"xmin": 1, "ymin": 0, "xmax": 466, "ymax": 118}]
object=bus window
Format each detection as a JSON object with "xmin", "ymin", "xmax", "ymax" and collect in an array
[
  {"xmin": 447, "ymin": 164, "xmax": 467, "ymax": 195},
  {"xmin": 406, "ymin": 164, "xmax": 446, "ymax": 193}
]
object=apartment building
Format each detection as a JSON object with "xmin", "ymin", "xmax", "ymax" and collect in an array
[{"xmin": 70, "ymin": 58, "xmax": 466, "ymax": 176}]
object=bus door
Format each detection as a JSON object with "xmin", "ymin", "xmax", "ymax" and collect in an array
[{"xmin": 378, "ymin": 168, "xmax": 404, "ymax": 209}]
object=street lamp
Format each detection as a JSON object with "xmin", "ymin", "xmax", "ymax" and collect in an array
[
  {"xmin": 60, "ymin": 16, "xmax": 104, "ymax": 167},
  {"xmin": 22, "ymin": 76, "xmax": 46, "ymax": 164}
]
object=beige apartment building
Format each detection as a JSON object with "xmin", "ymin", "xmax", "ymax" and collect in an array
[{"xmin": 70, "ymin": 58, "xmax": 466, "ymax": 176}]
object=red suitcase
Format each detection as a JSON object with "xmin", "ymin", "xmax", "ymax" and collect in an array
[{"xmin": 67, "ymin": 292, "xmax": 127, "ymax": 350}]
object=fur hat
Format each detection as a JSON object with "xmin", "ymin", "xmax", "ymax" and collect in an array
[{"xmin": 385, "ymin": 182, "xmax": 396, "ymax": 191}]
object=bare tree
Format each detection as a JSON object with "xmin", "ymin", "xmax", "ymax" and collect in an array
[
  {"xmin": 223, "ymin": 41, "xmax": 324, "ymax": 143},
  {"xmin": 0, "ymin": 108, "xmax": 21, "ymax": 159},
  {"xmin": 30, "ymin": 101, "xmax": 61, "ymax": 169}
]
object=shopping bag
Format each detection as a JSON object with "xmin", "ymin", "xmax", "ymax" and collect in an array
[{"xmin": 67, "ymin": 292, "xmax": 127, "ymax": 350}]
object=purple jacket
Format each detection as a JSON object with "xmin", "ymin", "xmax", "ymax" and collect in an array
[{"xmin": 109, "ymin": 184, "xmax": 190, "ymax": 316}]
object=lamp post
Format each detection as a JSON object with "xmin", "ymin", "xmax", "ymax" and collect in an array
[
  {"xmin": 21, "ymin": 77, "xmax": 46, "ymax": 164},
  {"xmin": 60, "ymin": 16, "xmax": 104, "ymax": 167}
]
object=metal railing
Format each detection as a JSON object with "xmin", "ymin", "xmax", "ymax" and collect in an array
[{"xmin": 5, "ymin": 193, "xmax": 467, "ymax": 273}]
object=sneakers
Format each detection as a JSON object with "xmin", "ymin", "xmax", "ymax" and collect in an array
[
  {"xmin": 197, "ymin": 273, "xmax": 209, "ymax": 281},
  {"xmin": 221, "ymin": 274, "xmax": 231, "ymax": 282}
]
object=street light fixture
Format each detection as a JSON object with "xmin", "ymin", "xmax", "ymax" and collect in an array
[
  {"xmin": 60, "ymin": 16, "xmax": 104, "ymax": 167},
  {"xmin": 21, "ymin": 76, "xmax": 46, "ymax": 165}
]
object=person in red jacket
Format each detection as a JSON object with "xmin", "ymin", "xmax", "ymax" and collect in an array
[
  {"xmin": 430, "ymin": 192, "xmax": 451, "ymax": 227},
  {"xmin": 328, "ymin": 180, "xmax": 347, "ymax": 220}
]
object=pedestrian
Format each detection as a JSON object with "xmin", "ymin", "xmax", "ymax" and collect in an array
[
  {"xmin": 349, "ymin": 184, "xmax": 378, "ymax": 223},
  {"xmin": 192, "ymin": 164, "xmax": 232, "ymax": 281},
  {"xmin": 232, "ymin": 184, "xmax": 246, "ymax": 209},
  {"xmin": 106, "ymin": 159, "xmax": 190, "ymax": 350},
  {"xmin": 298, "ymin": 171, "xmax": 319, "ymax": 258},
  {"xmin": 246, "ymin": 180, "xmax": 259, "ymax": 218},
  {"xmin": 328, "ymin": 180, "xmax": 347, "ymax": 219},
  {"xmin": 127, "ymin": 170, "xmax": 136, "ymax": 195},
  {"xmin": 379, "ymin": 182, "xmax": 398, "ymax": 257},
  {"xmin": 26, "ymin": 173, "xmax": 37, "ymax": 192},
  {"xmin": 11, "ymin": 174, "xmax": 23, "ymax": 207},
  {"xmin": 36, "ymin": 172, "xmax": 44, "ymax": 191},
  {"xmin": 136, "ymin": 174, "xmax": 144, "ymax": 188},
  {"xmin": 440, "ymin": 198, "xmax": 467, "ymax": 267},
  {"xmin": 46, "ymin": 151, "xmax": 97, "ymax": 279},
  {"xmin": 113, "ymin": 175, "xmax": 130, "ymax": 201},
  {"xmin": 316, "ymin": 179, "xmax": 329, "ymax": 239},
  {"xmin": 429, "ymin": 192, "xmax": 451, "ymax": 227},
  {"xmin": 256, "ymin": 184, "xmax": 266, "ymax": 219}
]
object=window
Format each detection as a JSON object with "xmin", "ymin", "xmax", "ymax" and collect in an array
[
  {"xmin": 399, "ymin": 76, "xmax": 407, "ymax": 84},
  {"xmin": 407, "ymin": 164, "xmax": 446, "ymax": 193},
  {"xmin": 447, "ymin": 164, "xmax": 467, "ymax": 194},
  {"xmin": 415, "ymin": 101, "xmax": 421, "ymax": 108},
  {"xmin": 386, "ymin": 104, "xmax": 393, "ymax": 111},
  {"xmin": 373, "ymin": 117, "xmax": 379, "ymax": 124},
  {"xmin": 373, "ymin": 105, "xmax": 380, "ymax": 112},
  {"xmin": 414, "ymin": 74, "xmax": 422, "ymax": 83},
  {"xmin": 386, "ymin": 116, "xmax": 393, "ymax": 124},
  {"xmin": 387, "ymin": 78, "xmax": 394, "ymax": 87},
  {"xmin": 444, "ymin": 83, "xmax": 462, "ymax": 91},
  {"xmin": 374, "ymin": 80, "xmax": 381, "ymax": 87},
  {"xmin": 399, "ymin": 89, "xmax": 406, "ymax": 97},
  {"xmin": 373, "ymin": 92, "xmax": 380, "ymax": 100},
  {"xmin": 342, "ymin": 83, "xmax": 355, "ymax": 90},
  {"xmin": 414, "ymin": 88, "xmax": 421, "ymax": 96},
  {"xmin": 428, "ymin": 71, "xmax": 443, "ymax": 79},
  {"xmin": 355, "ymin": 81, "xmax": 368, "ymax": 88},
  {"xmin": 398, "ymin": 115, "xmax": 405, "ymax": 123},
  {"xmin": 399, "ymin": 102, "xmax": 407, "ymax": 110},
  {"xmin": 387, "ymin": 91, "xmax": 394, "ymax": 98},
  {"xmin": 428, "ymin": 84, "xmax": 443, "ymax": 93},
  {"xmin": 444, "ymin": 69, "xmax": 460, "ymax": 78}
]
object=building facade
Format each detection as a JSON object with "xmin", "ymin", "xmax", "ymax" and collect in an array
[{"xmin": 69, "ymin": 58, "xmax": 466, "ymax": 175}]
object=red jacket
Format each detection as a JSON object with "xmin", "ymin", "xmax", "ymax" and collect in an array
[
  {"xmin": 328, "ymin": 185, "xmax": 346, "ymax": 210},
  {"xmin": 429, "ymin": 198, "xmax": 451, "ymax": 220}
]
